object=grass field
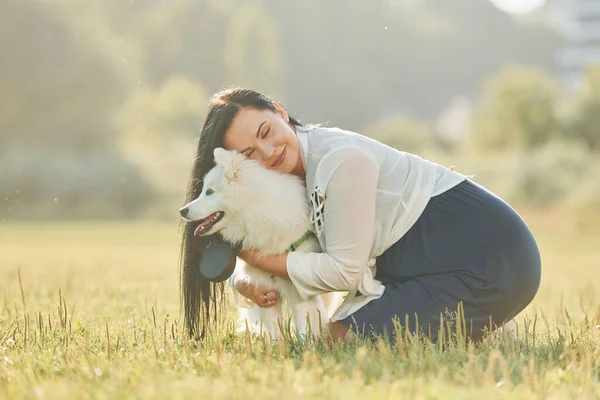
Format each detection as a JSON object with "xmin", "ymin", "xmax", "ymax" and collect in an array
[{"xmin": 0, "ymin": 210, "xmax": 599, "ymax": 399}]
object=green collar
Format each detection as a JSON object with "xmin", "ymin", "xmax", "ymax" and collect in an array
[{"xmin": 287, "ymin": 231, "xmax": 312, "ymax": 252}]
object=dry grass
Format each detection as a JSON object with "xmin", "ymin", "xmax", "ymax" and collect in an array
[{"xmin": 0, "ymin": 212, "xmax": 599, "ymax": 399}]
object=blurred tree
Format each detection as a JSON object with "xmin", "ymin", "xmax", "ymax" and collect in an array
[
  {"xmin": 116, "ymin": 77, "xmax": 208, "ymax": 211},
  {"xmin": 223, "ymin": 2, "xmax": 284, "ymax": 99},
  {"xmin": 363, "ymin": 115, "xmax": 435, "ymax": 154},
  {"xmin": 0, "ymin": 1, "xmax": 155, "ymax": 219},
  {"xmin": 265, "ymin": 0, "xmax": 395, "ymax": 129},
  {"xmin": 265, "ymin": 0, "xmax": 563, "ymax": 130},
  {"xmin": 471, "ymin": 65, "xmax": 561, "ymax": 151},
  {"xmin": 569, "ymin": 67, "xmax": 600, "ymax": 152},
  {"xmin": 89, "ymin": 0, "xmax": 235, "ymax": 89},
  {"xmin": 118, "ymin": 76, "xmax": 209, "ymax": 142},
  {"xmin": 514, "ymin": 141, "xmax": 592, "ymax": 206},
  {"xmin": 58, "ymin": 0, "xmax": 564, "ymax": 130},
  {"xmin": 0, "ymin": 0, "xmax": 571, "ymax": 217},
  {"xmin": 567, "ymin": 161, "xmax": 600, "ymax": 232}
]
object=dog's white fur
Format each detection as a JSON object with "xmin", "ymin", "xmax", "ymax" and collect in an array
[{"xmin": 182, "ymin": 148, "xmax": 337, "ymax": 339}]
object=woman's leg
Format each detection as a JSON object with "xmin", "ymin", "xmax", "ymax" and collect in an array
[
  {"xmin": 339, "ymin": 266, "xmax": 539, "ymax": 342},
  {"xmin": 330, "ymin": 321, "xmax": 350, "ymax": 342},
  {"xmin": 339, "ymin": 179, "xmax": 541, "ymax": 342}
]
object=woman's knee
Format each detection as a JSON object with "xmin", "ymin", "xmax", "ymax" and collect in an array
[{"xmin": 513, "ymin": 253, "xmax": 542, "ymax": 311}]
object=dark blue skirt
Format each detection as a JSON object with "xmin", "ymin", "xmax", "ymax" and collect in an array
[{"xmin": 340, "ymin": 179, "xmax": 541, "ymax": 341}]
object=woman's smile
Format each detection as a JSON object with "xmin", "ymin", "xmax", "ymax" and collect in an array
[{"xmin": 271, "ymin": 145, "xmax": 286, "ymax": 168}]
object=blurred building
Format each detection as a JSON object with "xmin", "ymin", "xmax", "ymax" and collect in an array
[{"xmin": 537, "ymin": 0, "xmax": 600, "ymax": 87}]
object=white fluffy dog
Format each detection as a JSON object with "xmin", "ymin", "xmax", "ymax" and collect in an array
[{"xmin": 181, "ymin": 148, "xmax": 335, "ymax": 339}]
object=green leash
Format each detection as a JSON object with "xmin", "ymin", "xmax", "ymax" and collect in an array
[{"xmin": 287, "ymin": 231, "xmax": 312, "ymax": 252}]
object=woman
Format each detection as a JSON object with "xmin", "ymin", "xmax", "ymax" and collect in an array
[{"xmin": 180, "ymin": 87, "xmax": 541, "ymax": 341}]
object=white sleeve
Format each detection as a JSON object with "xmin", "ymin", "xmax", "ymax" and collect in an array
[{"xmin": 286, "ymin": 147, "xmax": 378, "ymax": 300}]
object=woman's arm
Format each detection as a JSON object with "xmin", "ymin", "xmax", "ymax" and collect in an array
[
  {"xmin": 237, "ymin": 249, "xmax": 289, "ymax": 279},
  {"xmin": 241, "ymin": 146, "xmax": 379, "ymax": 300}
]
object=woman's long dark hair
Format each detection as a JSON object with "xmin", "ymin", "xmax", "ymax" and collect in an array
[{"xmin": 180, "ymin": 88, "xmax": 302, "ymax": 339}]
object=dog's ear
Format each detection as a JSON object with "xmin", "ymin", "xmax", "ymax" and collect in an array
[
  {"xmin": 213, "ymin": 148, "xmax": 242, "ymax": 184},
  {"xmin": 213, "ymin": 147, "xmax": 228, "ymax": 167},
  {"xmin": 214, "ymin": 148, "xmax": 249, "ymax": 184}
]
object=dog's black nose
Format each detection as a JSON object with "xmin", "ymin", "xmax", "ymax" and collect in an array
[{"xmin": 180, "ymin": 207, "xmax": 189, "ymax": 217}]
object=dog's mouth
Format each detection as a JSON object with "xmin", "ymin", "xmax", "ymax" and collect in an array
[{"xmin": 193, "ymin": 211, "xmax": 225, "ymax": 236}]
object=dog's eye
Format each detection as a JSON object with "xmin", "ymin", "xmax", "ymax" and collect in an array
[{"xmin": 206, "ymin": 188, "xmax": 214, "ymax": 196}]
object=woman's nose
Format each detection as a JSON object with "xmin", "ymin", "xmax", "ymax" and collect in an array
[{"xmin": 259, "ymin": 143, "xmax": 276, "ymax": 162}]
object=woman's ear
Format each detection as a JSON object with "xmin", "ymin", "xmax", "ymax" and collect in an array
[{"xmin": 272, "ymin": 101, "xmax": 289, "ymax": 123}]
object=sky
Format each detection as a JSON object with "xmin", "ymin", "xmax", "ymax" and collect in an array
[{"xmin": 490, "ymin": 0, "xmax": 547, "ymax": 14}]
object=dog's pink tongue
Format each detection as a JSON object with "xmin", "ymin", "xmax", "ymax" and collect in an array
[{"xmin": 193, "ymin": 222, "xmax": 206, "ymax": 237}]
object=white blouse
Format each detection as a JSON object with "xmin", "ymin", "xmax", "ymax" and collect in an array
[{"xmin": 285, "ymin": 125, "xmax": 466, "ymax": 321}]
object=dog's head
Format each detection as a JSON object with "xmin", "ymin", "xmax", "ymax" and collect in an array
[{"xmin": 179, "ymin": 148, "xmax": 249, "ymax": 236}]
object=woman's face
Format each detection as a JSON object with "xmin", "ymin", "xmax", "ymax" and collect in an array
[{"xmin": 223, "ymin": 103, "xmax": 304, "ymax": 178}]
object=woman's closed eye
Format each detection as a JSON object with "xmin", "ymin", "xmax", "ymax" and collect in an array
[
  {"xmin": 261, "ymin": 126, "xmax": 270, "ymax": 139},
  {"xmin": 244, "ymin": 127, "xmax": 270, "ymax": 158}
]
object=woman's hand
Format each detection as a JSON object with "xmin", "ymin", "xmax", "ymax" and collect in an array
[{"xmin": 233, "ymin": 275, "xmax": 278, "ymax": 308}]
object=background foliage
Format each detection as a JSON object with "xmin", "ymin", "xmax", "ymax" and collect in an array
[{"xmin": 0, "ymin": 0, "xmax": 598, "ymax": 221}]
